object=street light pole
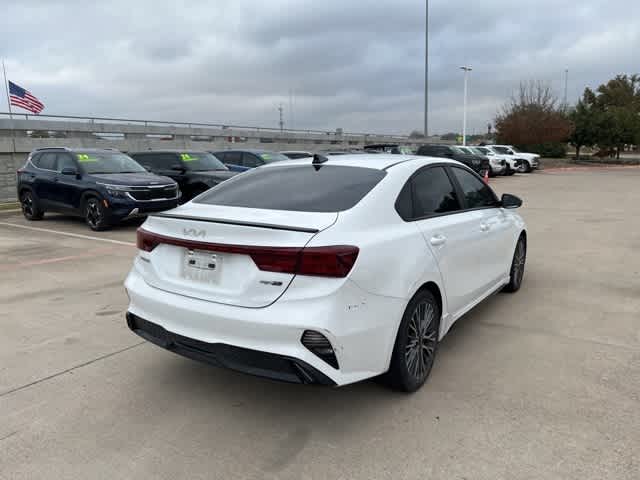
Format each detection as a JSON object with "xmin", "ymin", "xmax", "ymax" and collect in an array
[
  {"xmin": 563, "ymin": 68, "xmax": 569, "ymax": 108},
  {"xmin": 460, "ymin": 66, "xmax": 472, "ymax": 146},
  {"xmin": 424, "ymin": 1, "xmax": 429, "ymax": 138}
]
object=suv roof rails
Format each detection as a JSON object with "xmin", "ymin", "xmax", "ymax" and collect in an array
[{"xmin": 34, "ymin": 147, "xmax": 71, "ymax": 152}]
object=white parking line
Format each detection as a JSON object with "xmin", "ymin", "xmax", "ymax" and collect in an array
[{"xmin": 0, "ymin": 221, "xmax": 136, "ymax": 247}]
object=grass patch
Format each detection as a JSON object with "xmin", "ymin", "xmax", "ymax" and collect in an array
[{"xmin": 0, "ymin": 202, "xmax": 20, "ymax": 211}]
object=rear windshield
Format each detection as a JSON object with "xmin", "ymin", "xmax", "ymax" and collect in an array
[{"xmin": 195, "ymin": 165, "xmax": 386, "ymax": 212}]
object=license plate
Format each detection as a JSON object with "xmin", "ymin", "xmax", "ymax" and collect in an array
[{"xmin": 182, "ymin": 249, "xmax": 221, "ymax": 284}]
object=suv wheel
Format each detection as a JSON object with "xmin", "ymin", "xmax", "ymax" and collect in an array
[
  {"xmin": 521, "ymin": 160, "xmax": 532, "ymax": 173},
  {"xmin": 20, "ymin": 190, "xmax": 44, "ymax": 221},
  {"xmin": 386, "ymin": 290, "xmax": 440, "ymax": 392},
  {"xmin": 83, "ymin": 197, "xmax": 110, "ymax": 231}
]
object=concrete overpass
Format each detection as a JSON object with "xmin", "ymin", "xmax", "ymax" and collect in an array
[{"xmin": 0, "ymin": 113, "xmax": 440, "ymax": 201}]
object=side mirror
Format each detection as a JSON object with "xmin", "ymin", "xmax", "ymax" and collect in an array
[
  {"xmin": 60, "ymin": 167, "xmax": 78, "ymax": 176},
  {"xmin": 501, "ymin": 193, "xmax": 522, "ymax": 209},
  {"xmin": 170, "ymin": 165, "xmax": 186, "ymax": 172}
]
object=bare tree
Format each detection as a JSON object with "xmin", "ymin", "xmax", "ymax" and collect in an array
[{"xmin": 495, "ymin": 81, "xmax": 572, "ymax": 147}]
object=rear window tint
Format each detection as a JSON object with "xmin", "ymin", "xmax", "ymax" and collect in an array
[{"xmin": 195, "ymin": 165, "xmax": 386, "ymax": 212}]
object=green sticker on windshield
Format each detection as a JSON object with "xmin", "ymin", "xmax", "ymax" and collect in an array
[
  {"xmin": 77, "ymin": 154, "xmax": 98, "ymax": 162},
  {"xmin": 260, "ymin": 153, "xmax": 272, "ymax": 160},
  {"xmin": 180, "ymin": 153, "xmax": 197, "ymax": 162}
]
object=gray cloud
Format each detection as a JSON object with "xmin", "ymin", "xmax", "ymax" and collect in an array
[{"xmin": 1, "ymin": 0, "xmax": 638, "ymax": 134}]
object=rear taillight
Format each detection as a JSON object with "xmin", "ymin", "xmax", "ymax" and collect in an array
[
  {"xmin": 136, "ymin": 229, "xmax": 358, "ymax": 278},
  {"xmin": 297, "ymin": 246, "xmax": 359, "ymax": 277}
]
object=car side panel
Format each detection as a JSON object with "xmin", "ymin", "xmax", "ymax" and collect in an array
[{"xmin": 307, "ymin": 217, "xmax": 447, "ymax": 361}]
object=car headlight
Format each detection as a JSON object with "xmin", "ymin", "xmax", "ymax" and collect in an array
[{"xmin": 100, "ymin": 184, "xmax": 130, "ymax": 198}]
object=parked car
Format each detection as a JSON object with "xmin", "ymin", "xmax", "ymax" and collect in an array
[
  {"xmin": 416, "ymin": 144, "xmax": 490, "ymax": 176},
  {"xmin": 211, "ymin": 149, "xmax": 290, "ymax": 172},
  {"xmin": 471, "ymin": 146, "xmax": 520, "ymax": 176},
  {"xmin": 364, "ymin": 144, "xmax": 414, "ymax": 154},
  {"xmin": 318, "ymin": 150, "xmax": 364, "ymax": 156},
  {"xmin": 129, "ymin": 150, "xmax": 237, "ymax": 202},
  {"xmin": 456, "ymin": 146, "xmax": 505, "ymax": 176},
  {"xmin": 465, "ymin": 147, "xmax": 508, "ymax": 176},
  {"xmin": 488, "ymin": 145, "xmax": 540, "ymax": 172},
  {"xmin": 17, "ymin": 147, "xmax": 179, "ymax": 231},
  {"xmin": 280, "ymin": 150, "xmax": 314, "ymax": 159},
  {"xmin": 125, "ymin": 154, "xmax": 527, "ymax": 392}
]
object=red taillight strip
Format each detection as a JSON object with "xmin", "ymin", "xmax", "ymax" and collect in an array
[{"xmin": 136, "ymin": 228, "xmax": 359, "ymax": 278}]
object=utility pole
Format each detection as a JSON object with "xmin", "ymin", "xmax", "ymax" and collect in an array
[
  {"xmin": 563, "ymin": 68, "xmax": 569, "ymax": 108},
  {"xmin": 288, "ymin": 90, "xmax": 293, "ymax": 130},
  {"xmin": 424, "ymin": 0, "xmax": 429, "ymax": 138},
  {"xmin": 278, "ymin": 103, "xmax": 284, "ymax": 132},
  {"xmin": 460, "ymin": 66, "xmax": 472, "ymax": 146}
]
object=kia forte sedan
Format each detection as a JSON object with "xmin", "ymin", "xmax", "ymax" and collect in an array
[{"xmin": 125, "ymin": 154, "xmax": 526, "ymax": 392}]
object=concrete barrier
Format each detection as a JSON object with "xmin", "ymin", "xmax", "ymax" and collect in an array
[{"xmin": 0, "ymin": 114, "xmax": 440, "ymax": 201}]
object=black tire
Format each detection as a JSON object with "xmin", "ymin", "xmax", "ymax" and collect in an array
[
  {"xmin": 522, "ymin": 160, "xmax": 532, "ymax": 173},
  {"xmin": 386, "ymin": 290, "xmax": 440, "ymax": 392},
  {"xmin": 83, "ymin": 196, "xmax": 111, "ymax": 231},
  {"xmin": 20, "ymin": 190, "xmax": 44, "ymax": 221},
  {"xmin": 503, "ymin": 235, "xmax": 526, "ymax": 293}
]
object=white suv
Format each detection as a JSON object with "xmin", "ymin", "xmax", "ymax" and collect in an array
[
  {"xmin": 472, "ymin": 146, "xmax": 519, "ymax": 175},
  {"xmin": 488, "ymin": 145, "xmax": 540, "ymax": 173}
]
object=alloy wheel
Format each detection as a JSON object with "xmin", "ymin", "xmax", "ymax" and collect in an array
[
  {"xmin": 85, "ymin": 199, "xmax": 102, "ymax": 228},
  {"xmin": 405, "ymin": 300, "xmax": 438, "ymax": 381},
  {"xmin": 21, "ymin": 192, "xmax": 34, "ymax": 217},
  {"xmin": 513, "ymin": 240, "xmax": 526, "ymax": 287}
]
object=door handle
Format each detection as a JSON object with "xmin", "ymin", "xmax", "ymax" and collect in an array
[
  {"xmin": 480, "ymin": 223, "xmax": 490, "ymax": 232},
  {"xmin": 430, "ymin": 234, "xmax": 447, "ymax": 246}
]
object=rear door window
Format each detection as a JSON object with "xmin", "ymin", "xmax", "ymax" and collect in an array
[
  {"xmin": 36, "ymin": 153, "xmax": 57, "ymax": 170},
  {"xmin": 224, "ymin": 151, "xmax": 242, "ymax": 165},
  {"xmin": 411, "ymin": 167, "xmax": 460, "ymax": 218},
  {"xmin": 55, "ymin": 153, "xmax": 76, "ymax": 172},
  {"xmin": 196, "ymin": 165, "xmax": 386, "ymax": 212},
  {"xmin": 242, "ymin": 153, "xmax": 263, "ymax": 168},
  {"xmin": 146, "ymin": 153, "xmax": 179, "ymax": 170}
]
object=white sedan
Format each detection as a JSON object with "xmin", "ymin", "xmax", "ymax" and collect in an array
[{"xmin": 125, "ymin": 154, "xmax": 527, "ymax": 392}]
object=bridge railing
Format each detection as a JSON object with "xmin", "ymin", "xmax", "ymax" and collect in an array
[{"xmin": 0, "ymin": 111, "xmax": 414, "ymax": 140}]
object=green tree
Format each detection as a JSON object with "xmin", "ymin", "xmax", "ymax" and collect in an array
[
  {"xmin": 590, "ymin": 75, "xmax": 640, "ymax": 158},
  {"xmin": 568, "ymin": 93, "xmax": 601, "ymax": 160}
]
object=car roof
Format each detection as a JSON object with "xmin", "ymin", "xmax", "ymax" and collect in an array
[
  {"xmin": 262, "ymin": 154, "xmax": 457, "ymax": 171},
  {"xmin": 128, "ymin": 149, "xmax": 208, "ymax": 154},
  {"xmin": 211, "ymin": 148, "xmax": 275, "ymax": 154},
  {"xmin": 33, "ymin": 147, "xmax": 121, "ymax": 154}
]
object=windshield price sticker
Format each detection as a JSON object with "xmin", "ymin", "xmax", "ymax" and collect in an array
[{"xmin": 180, "ymin": 153, "xmax": 198, "ymax": 162}]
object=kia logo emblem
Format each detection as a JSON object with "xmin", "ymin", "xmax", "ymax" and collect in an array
[{"xmin": 183, "ymin": 228, "xmax": 206, "ymax": 238}]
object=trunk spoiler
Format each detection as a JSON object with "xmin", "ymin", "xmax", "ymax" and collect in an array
[{"xmin": 150, "ymin": 212, "xmax": 320, "ymax": 234}]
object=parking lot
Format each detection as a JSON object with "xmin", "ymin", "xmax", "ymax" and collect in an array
[{"xmin": 1, "ymin": 168, "xmax": 639, "ymax": 479}]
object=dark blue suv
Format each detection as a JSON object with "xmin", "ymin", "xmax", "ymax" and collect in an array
[{"xmin": 17, "ymin": 147, "xmax": 180, "ymax": 230}]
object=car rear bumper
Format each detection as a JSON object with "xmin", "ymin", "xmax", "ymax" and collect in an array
[
  {"xmin": 127, "ymin": 312, "xmax": 336, "ymax": 385},
  {"xmin": 124, "ymin": 263, "xmax": 405, "ymax": 386}
]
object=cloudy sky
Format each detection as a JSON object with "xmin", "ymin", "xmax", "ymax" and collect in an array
[{"xmin": 1, "ymin": 0, "xmax": 638, "ymax": 135}]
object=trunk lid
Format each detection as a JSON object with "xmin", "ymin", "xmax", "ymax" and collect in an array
[{"xmin": 137, "ymin": 203, "xmax": 337, "ymax": 308}]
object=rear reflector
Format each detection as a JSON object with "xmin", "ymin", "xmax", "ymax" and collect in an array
[{"xmin": 137, "ymin": 228, "xmax": 358, "ymax": 278}]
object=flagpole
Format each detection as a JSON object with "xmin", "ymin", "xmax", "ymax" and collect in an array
[{"xmin": 1, "ymin": 59, "xmax": 12, "ymax": 119}]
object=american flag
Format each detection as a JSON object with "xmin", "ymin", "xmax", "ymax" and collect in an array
[{"xmin": 9, "ymin": 81, "xmax": 44, "ymax": 114}]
